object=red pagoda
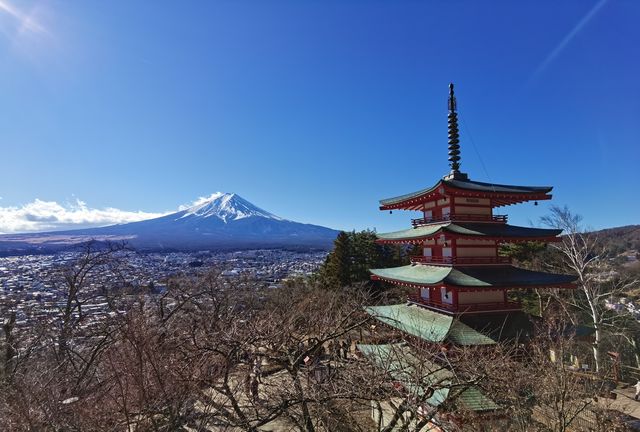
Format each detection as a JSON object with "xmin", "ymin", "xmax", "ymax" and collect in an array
[
  {"xmin": 369, "ymin": 84, "xmax": 575, "ymax": 319},
  {"xmin": 358, "ymin": 84, "xmax": 578, "ymax": 426}
]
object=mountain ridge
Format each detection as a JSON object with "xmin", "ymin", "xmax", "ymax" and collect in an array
[{"xmin": 0, "ymin": 193, "xmax": 339, "ymax": 255}]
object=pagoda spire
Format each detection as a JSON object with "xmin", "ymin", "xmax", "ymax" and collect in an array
[{"xmin": 445, "ymin": 83, "xmax": 467, "ymax": 180}]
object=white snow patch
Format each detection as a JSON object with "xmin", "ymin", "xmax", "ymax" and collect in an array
[{"xmin": 179, "ymin": 192, "xmax": 284, "ymax": 223}]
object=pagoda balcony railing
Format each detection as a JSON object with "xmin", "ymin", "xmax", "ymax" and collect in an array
[
  {"xmin": 407, "ymin": 294, "xmax": 521, "ymax": 313},
  {"xmin": 410, "ymin": 255, "xmax": 512, "ymax": 265},
  {"xmin": 411, "ymin": 213, "xmax": 507, "ymax": 227}
]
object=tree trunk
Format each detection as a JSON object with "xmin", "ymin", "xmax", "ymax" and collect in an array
[
  {"xmin": 2, "ymin": 312, "xmax": 16, "ymax": 378},
  {"xmin": 292, "ymin": 372, "xmax": 315, "ymax": 432},
  {"xmin": 586, "ymin": 290, "xmax": 601, "ymax": 373},
  {"xmin": 631, "ymin": 338, "xmax": 640, "ymax": 369},
  {"xmin": 592, "ymin": 328, "xmax": 601, "ymax": 373}
]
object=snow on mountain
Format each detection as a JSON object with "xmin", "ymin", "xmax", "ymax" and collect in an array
[
  {"xmin": 179, "ymin": 192, "xmax": 284, "ymax": 222},
  {"xmin": 0, "ymin": 192, "xmax": 339, "ymax": 254}
]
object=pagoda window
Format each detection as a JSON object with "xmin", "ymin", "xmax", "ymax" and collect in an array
[
  {"xmin": 442, "ymin": 206, "xmax": 451, "ymax": 219},
  {"xmin": 424, "ymin": 209, "xmax": 433, "ymax": 221},
  {"xmin": 440, "ymin": 287, "xmax": 453, "ymax": 305},
  {"xmin": 420, "ymin": 287, "xmax": 430, "ymax": 300},
  {"xmin": 423, "ymin": 247, "xmax": 432, "ymax": 257},
  {"xmin": 442, "ymin": 247, "xmax": 452, "ymax": 258}
]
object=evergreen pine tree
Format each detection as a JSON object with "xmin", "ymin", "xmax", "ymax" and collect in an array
[
  {"xmin": 321, "ymin": 231, "xmax": 352, "ymax": 288},
  {"xmin": 351, "ymin": 230, "xmax": 379, "ymax": 282},
  {"xmin": 318, "ymin": 229, "xmax": 413, "ymax": 289}
]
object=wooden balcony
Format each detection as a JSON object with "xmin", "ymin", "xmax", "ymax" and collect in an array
[
  {"xmin": 408, "ymin": 294, "xmax": 521, "ymax": 314},
  {"xmin": 410, "ymin": 255, "xmax": 512, "ymax": 265},
  {"xmin": 411, "ymin": 213, "xmax": 507, "ymax": 227}
]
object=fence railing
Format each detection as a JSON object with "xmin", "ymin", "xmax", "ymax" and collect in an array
[
  {"xmin": 410, "ymin": 255, "xmax": 511, "ymax": 265},
  {"xmin": 407, "ymin": 294, "xmax": 521, "ymax": 313},
  {"xmin": 411, "ymin": 213, "xmax": 507, "ymax": 227}
]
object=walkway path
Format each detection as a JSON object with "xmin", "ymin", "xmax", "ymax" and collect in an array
[{"xmin": 611, "ymin": 386, "xmax": 640, "ymax": 419}]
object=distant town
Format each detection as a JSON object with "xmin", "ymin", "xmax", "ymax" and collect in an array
[{"xmin": 0, "ymin": 249, "xmax": 328, "ymax": 330}]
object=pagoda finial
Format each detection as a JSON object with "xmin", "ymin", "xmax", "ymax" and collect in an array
[
  {"xmin": 448, "ymin": 83, "xmax": 460, "ymax": 172},
  {"xmin": 445, "ymin": 83, "xmax": 467, "ymax": 180}
]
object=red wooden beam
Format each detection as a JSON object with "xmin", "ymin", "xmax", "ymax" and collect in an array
[{"xmin": 371, "ymin": 275, "xmax": 576, "ymax": 291}]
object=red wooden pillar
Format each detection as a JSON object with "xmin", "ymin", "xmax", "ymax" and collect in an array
[
  {"xmin": 452, "ymin": 287, "xmax": 459, "ymax": 310},
  {"xmin": 451, "ymin": 237, "xmax": 457, "ymax": 263}
]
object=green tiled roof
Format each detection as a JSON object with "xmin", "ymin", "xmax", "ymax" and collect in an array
[
  {"xmin": 446, "ymin": 179, "xmax": 551, "ymax": 194},
  {"xmin": 379, "ymin": 184, "xmax": 442, "ymax": 207},
  {"xmin": 376, "ymin": 222, "xmax": 562, "ymax": 242},
  {"xmin": 357, "ymin": 343, "xmax": 500, "ymax": 412},
  {"xmin": 370, "ymin": 264, "xmax": 576, "ymax": 288},
  {"xmin": 366, "ymin": 304, "xmax": 452, "ymax": 343},
  {"xmin": 447, "ymin": 320, "xmax": 497, "ymax": 346},
  {"xmin": 461, "ymin": 312, "xmax": 533, "ymax": 342},
  {"xmin": 365, "ymin": 304, "xmax": 495, "ymax": 345},
  {"xmin": 357, "ymin": 343, "xmax": 451, "ymax": 406},
  {"xmin": 377, "ymin": 223, "xmax": 448, "ymax": 241},
  {"xmin": 454, "ymin": 386, "xmax": 502, "ymax": 412},
  {"xmin": 371, "ymin": 265, "xmax": 452, "ymax": 286},
  {"xmin": 380, "ymin": 178, "xmax": 552, "ymax": 206}
]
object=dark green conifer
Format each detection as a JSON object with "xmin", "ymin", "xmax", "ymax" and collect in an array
[
  {"xmin": 322, "ymin": 231, "xmax": 352, "ymax": 288},
  {"xmin": 319, "ymin": 230, "xmax": 412, "ymax": 289}
]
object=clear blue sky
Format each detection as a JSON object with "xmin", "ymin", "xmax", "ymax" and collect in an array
[{"xmin": 0, "ymin": 0, "xmax": 638, "ymax": 234}]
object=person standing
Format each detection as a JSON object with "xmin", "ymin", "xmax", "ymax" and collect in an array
[{"xmin": 634, "ymin": 379, "xmax": 640, "ymax": 401}]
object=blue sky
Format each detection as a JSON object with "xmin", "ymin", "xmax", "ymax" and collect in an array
[{"xmin": 0, "ymin": 0, "xmax": 638, "ymax": 234}]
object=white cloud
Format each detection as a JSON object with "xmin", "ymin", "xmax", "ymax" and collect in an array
[
  {"xmin": 0, "ymin": 198, "xmax": 168, "ymax": 234},
  {"xmin": 528, "ymin": 0, "xmax": 608, "ymax": 84},
  {"xmin": 0, "ymin": 0, "xmax": 47, "ymax": 35},
  {"xmin": 177, "ymin": 192, "xmax": 226, "ymax": 210}
]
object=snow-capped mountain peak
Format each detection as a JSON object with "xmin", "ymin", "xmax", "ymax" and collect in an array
[
  {"xmin": 179, "ymin": 192, "xmax": 283, "ymax": 223},
  {"xmin": 0, "ymin": 192, "xmax": 339, "ymax": 252}
]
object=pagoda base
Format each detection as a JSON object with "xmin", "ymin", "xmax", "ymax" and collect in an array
[{"xmin": 443, "ymin": 170, "xmax": 468, "ymax": 180}]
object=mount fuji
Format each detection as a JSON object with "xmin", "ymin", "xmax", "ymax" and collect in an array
[{"xmin": 0, "ymin": 193, "xmax": 340, "ymax": 254}]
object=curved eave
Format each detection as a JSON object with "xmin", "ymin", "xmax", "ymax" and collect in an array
[
  {"xmin": 379, "ymin": 179, "xmax": 553, "ymax": 211},
  {"xmin": 371, "ymin": 274, "xmax": 575, "ymax": 291},
  {"xmin": 379, "ymin": 181, "xmax": 445, "ymax": 211},
  {"xmin": 376, "ymin": 223, "xmax": 448, "ymax": 242},
  {"xmin": 375, "ymin": 223, "xmax": 562, "ymax": 245},
  {"xmin": 445, "ymin": 178, "xmax": 552, "ymax": 194},
  {"xmin": 365, "ymin": 304, "xmax": 452, "ymax": 343},
  {"xmin": 364, "ymin": 304, "xmax": 496, "ymax": 346},
  {"xmin": 357, "ymin": 345, "xmax": 502, "ymax": 407},
  {"xmin": 377, "ymin": 235, "xmax": 562, "ymax": 245},
  {"xmin": 371, "ymin": 275, "xmax": 575, "ymax": 292},
  {"xmin": 370, "ymin": 265, "xmax": 577, "ymax": 289}
]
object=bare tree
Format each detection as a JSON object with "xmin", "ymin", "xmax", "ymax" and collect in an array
[
  {"xmin": 4, "ymin": 268, "xmax": 380, "ymax": 431},
  {"xmin": 478, "ymin": 314, "xmax": 628, "ymax": 432},
  {"xmin": 1, "ymin": 311, "xmax": 16, "ymax": 378},
  {"xmin": 0, "ymin": 241, "xmax": 137, "ymax": 430},
  {"xmin": 542, "ymin": 205, "xmax": 638, "ymax": 373},
  {"xmin": 3, "ymin": 247, "xmax": 634, "ymax": 431}
]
